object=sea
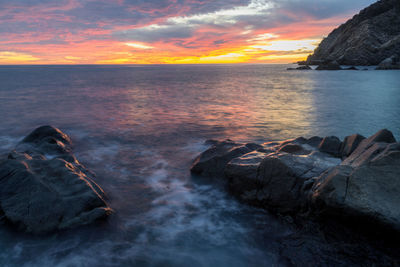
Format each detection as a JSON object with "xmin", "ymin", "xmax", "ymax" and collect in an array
[{"xmin": 0, "ymin": 64, "xmax": 399, "ymax": 266}]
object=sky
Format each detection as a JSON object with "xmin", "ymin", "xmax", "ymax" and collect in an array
[{"xmin": 0, "ymin": 0, "xmax": 376, "ymax": 64}]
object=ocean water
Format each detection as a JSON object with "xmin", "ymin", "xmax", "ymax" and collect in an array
[{"xmin": 0, "ymin": 64, "xmax": 399, "ymax": 266}]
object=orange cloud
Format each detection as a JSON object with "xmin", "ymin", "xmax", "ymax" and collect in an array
[{"xmin": 0, "ymin": 0, "xmax": 375, "ymax": 64}]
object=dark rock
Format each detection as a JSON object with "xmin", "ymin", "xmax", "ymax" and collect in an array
[
  {"xmin": 306, "ymin": 0, "xmax": 400, "ymax": 66},
  {"xmin": 311, "ymin": 141, "xmax": 400, "ymax": 231},
  {"xmin": 316, "ymin": 61, "xmax": 342, "ymax": 70},
  {"xmin": 224, "ymin": 137, "xmax": 341, "ymax": 214},
  {"xmin": 342, "ymin": 129, "xmax": 396, "ymax": 167},
  {"xmin": 296, "ymin": 65, "xmax": 312, "ymax": 70},
  {"xmin": 340, "ymin": 134, "xmax": 366, "ymax": 158},
  {"xmin": 376, "ymin": 55, "xmax": 400, "ymax": 70},
  {"xmin": 0, "ymin": 126, "xmax": 112, "ymax": 234},
  {"xmin": 306, "ymin": 136, "xmax": 324, "ymax": 148},
  {"xmin": 344, "ymin": 66, "xmax": 359, "ymax": 70},
  {"xmin": 225, "ymin": 150, "xmax": 267, "ymax": 196},
  {"xmin": 278, "ymin": 144, "xmax": 304, "ymax": 154},
  {"xmin": 318, "ymin": 136, "xmax": 342, "ymax": 157},
  {"xmin": 192, "ymin": 128, "xmax": 400, "ymax": 233},
  {"xmin": 251, "ymin": 151, "xmax": 341, "ymax": 213},
  {"xmin": 287, "ymin": 65, "xmax": 312, "ymax": 70},
  {"xmin": 190, "ymin": 140, "xmax": 261, "ymax": 178}
]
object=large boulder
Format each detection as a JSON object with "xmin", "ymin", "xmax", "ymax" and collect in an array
[
  {"xmin": 340, "ymin": 134, "xmax": 366, "ymax": 159},
  {"xmin": 225, "ymin": 139, "xmax": 341, "ymax": 214},
  {"xmin": 0, "ymin": 126, "xmax": 112, "ymax": 234},
  {"xmin": 190, "ymin": 140, "xmax": 262, "ymax": 178},
  {"xmin": 311, "ymin": 129, "xmax": 400, "ymax": 231},
  {"xmin": 342, "ymin": 129, "xmax": 396, "ymax": 167},
  {"xmin": 318, "ymin": 136, "xmax": 342, "ymax": 157}
]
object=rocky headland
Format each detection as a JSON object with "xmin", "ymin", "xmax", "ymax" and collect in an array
[
  {"xmin": 191, "ymin": 129, "xmax": 400, "ymax": 238},
  {"xmin": 0, "ymin": 126, "xmax": 112, "ymax": 234},
  {"xmin": 300, "ymin": 0, "xmax": 400, "ymax": 70}
]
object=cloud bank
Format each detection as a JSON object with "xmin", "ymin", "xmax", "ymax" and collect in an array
[{"xmin": 0, "ymin": 0, "xmax": 376, "ymax": 64}]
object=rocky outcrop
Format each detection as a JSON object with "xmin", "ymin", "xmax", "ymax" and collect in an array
[
  {"xmin": 191, "ymin": 129, "xmax": 400, "ymax": 232},
  {"xmin": 287, "ymin": 65, "xmax": 312, "ymax": 70},
  {"xmin": 192, "ymin": 136, "xmax": 341, "ymax": 214},
  {"xmin": 376, "ymin": 55, "xmax": 400, "ymax": 69},
  {"xmin": 0, "ymin": 126, "xmax": 112, "ymax": 234},
  {"xmin": 311, "ymin": 130, "xmax": 399, "ymax": 231},
  {"xmin": 315, "ymin": 61, "xmax": 342, "ymax": 71},
  {"xmin": 190, "ymin": 140, "xmax": 262, "ymax": 178},
  {"xmin": 340, "ymin": 134, "xmax": 366, "ymax": 158},
  {"xmin": 305, "ymin": 0, "xmax": 400, "ymax": 66}
]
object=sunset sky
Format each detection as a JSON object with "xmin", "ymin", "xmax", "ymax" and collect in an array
[{"xmin": 0, "ymin": 0, "xmax": 376, "ymax": 64}]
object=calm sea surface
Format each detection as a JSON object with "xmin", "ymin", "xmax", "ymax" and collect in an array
[{"xmin": 0, "ymin": 64, "xmax": 399, "ymax": 266}]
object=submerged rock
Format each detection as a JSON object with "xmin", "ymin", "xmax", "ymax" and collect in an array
[{"xmin": 0, "ymin": 126, "xmax": 112, "ymax": 234}]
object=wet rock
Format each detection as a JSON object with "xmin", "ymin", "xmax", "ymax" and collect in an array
[
  {"xmin": 190, "ymin": 140, "xmax": 262, "ymax": 178},
  {"xmin": 278, "ymin": 143, "xmax": 304, "ymax": 154},
  {"xmin": 340, "ymin": 134, "xmax": 366, "ymax": 158},
  {"xmin": 192, "ymin": 129, "xmax": 400, "ymax": 232},
  {"xmin": 253, "ymin": 151, "xmax": 341, "ymax": 213},
  {"xmin": 344, "ymin": 66, "xmax": 359, "ymax": 70},
  {"xmin": 376, "ymin": 55, "xmax": 400, "ymax": 70},
  {"xmin": 0, "ymin": 126, "xmax": 112, "ymax": 234},
  {"xmin": 225, "ymin": 150, "xmax": 267, "ymax": 196},
  {"xmin": 287, "ymin": 65, "xmax": 312, "ymax": 70},
  {"xmin": 342, "ymin": 129, "xmax": 396, "ymax": 167},
  {"xmin": 225, "ymin": 139, "xmax": 341, "ymax": 214},
  {"xmin": 311, "ymin": 130, "xmax": 400, "ymax": 231},
  {"xmin": 305, "ymin": 136, "xmax": 324, "ymax": 148},
  {"xmin": 318, "ymin": 136, "xmax": 342, "ymax": 157},
  {"xmin": 316, "ymin": 61, "xmax": 342, "ymax": 70}
]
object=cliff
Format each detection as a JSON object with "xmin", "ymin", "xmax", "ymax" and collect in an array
[{"xmin": 305, "ymin": 0, "xmax": 400, "ymax": 66}]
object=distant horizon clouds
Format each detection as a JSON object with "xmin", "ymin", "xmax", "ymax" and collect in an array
[{"xmin": 0, "ymin": 0, "xmax": 377, "ymax": 64}]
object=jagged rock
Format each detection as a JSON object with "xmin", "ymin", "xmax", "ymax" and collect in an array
[
  {"xmin": 224, "ymin": 139, "xmax": 340, "ymax": 214},
  {"xmin": 253, "ymin": 150, "xmax": 341, "ymax": 213},
  {"xmin": 0, "ymin": 126, "xmax": 112, "ymax": 234},
  {"xmin": 192, "ymin": 129, "xmax": 400, "ymax": 232},
  {"xmin": 376, "ymin": 55, "xmax": 400, "ymax": 69},
  {"xmin": 340, "ymin": 134, "xmax": 366, "ymax": 158},
  {"xmin": 311, "ymin": 129, "xmax": 400, "ymax": 231},
  {"xmin": 316, "ymin": 61, "xmax": 342, "ymax": 70},
  {"xmin": 287, "ymin": 65, "xmax": 312, "ymax": 70},
  {"xmin": 306, "ymin": 0, "xmax": 400, "ymax": 66},
  {"xmin": 190, "ymin": 140, "xmax": 262, "ymax": 178},
  {"xmin": 342, "ymin": 129, "xmax": 396, "ymax": 167},
  {"xmin": 318, "ymin": 136, "xmax": 342, "ymax": 157}
]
